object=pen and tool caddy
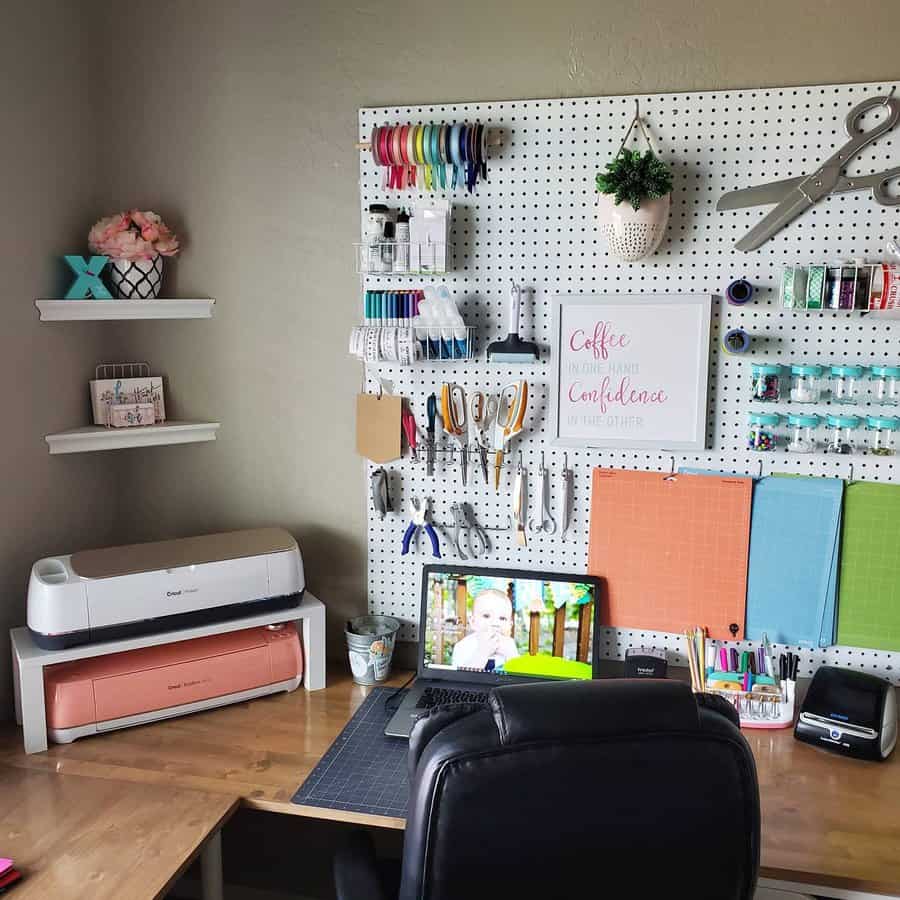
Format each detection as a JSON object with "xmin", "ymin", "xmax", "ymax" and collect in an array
[
  {"xmin": 706, "ymin": 679, "xmax": 795, "ymax": 729},
  {"xmin": 684, "ymin": 631, "xmax": 797, "ymax": 729},
  {"xmin": 89, "ymin": 362, "xmax": 166, "ymax": 428}
]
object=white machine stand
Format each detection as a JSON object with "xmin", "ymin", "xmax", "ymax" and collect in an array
[{"xmin": 11, "ymin": 593, "xmax": 326, "ymax": 754}]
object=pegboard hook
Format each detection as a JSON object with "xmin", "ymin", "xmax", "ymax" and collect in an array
[
  {"xmin": 757, "ymin": 459, "xmax": 764, "ymax": 479},
  {"xmin": 663, "ymin": 456, "xmax": 677, "ymax": 481},
  {"xmin": 614, "ymin": 97, "xmax": 656, "ymax": 159},
  {"xmin": 883, "ymin": 86, "xmax": 897, "ymax": 107},
  {"xmin": 848, "ymin": 463, "xmax": 855, "ymax": 483}
]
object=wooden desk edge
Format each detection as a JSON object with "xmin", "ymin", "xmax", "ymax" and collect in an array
[
  {"xmin": 759, "ymin": 867, "xmax": 900, "ymax": 898},
  {"xmin": 244, "ymin": 796, "xmax": 405, "ymax": 830},
  {"xmin": 154, "ymin": 795, "xmax": 242, "ymax": 900}
]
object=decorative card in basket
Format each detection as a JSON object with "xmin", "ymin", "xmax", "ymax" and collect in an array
[
  {"xmin": 90, "ymin": 362, "xmax": 165, "ymax": 427},
  {"xmin": 109, "ymin": 402, "xmax": 156, "ymax": 428}
]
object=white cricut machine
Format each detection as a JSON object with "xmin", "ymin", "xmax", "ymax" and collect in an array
[{"xmin": 27, "ymin": 527, "xmax": 305, "ymax": 649}]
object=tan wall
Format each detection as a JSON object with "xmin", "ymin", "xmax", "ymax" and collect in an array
[
  {"xmin": 83, "ymin": 0, "xmax": 900, "ymax": 662},
  {"xmin": 0, "ymin": 2, "xmax": 119, "ymax": 713},
  {"xmin": 0, "ymin": 0, "xmax": 895, "ymax": 713}
]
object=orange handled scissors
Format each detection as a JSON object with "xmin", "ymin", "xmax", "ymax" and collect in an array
[
  {"xmin": 492, "ymin": 381, "xmax": 527, "ymax": 491},
  {"xmin": 441, "ymin": 383, "xmax": 467, "ymax": 486}
]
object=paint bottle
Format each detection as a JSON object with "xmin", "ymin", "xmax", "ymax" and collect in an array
[
  {"xmin": 364, "ymin": 204, "xmax": 389, "ymax": 273},
  {"xmin": 394, "ymin": 210, "xmax": 410, "ymax": 273},
  {"xmin": 380, "ymin": 222, "xmax": 395, "ymax": 273}
]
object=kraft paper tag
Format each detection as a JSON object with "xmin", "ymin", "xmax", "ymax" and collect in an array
[{"xmin": 356, "ymin": 393, "xmax": 402, "ymax": 463}]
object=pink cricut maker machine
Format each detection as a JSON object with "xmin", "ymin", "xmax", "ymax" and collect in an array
[{"xmin": 44, "ymin": 623, "xmax": 303, "ymax": 743}]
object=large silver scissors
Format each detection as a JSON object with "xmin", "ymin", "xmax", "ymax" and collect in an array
[{"xmin": 718, "ymin": 94, "xmax": 900, "ymax": 251}]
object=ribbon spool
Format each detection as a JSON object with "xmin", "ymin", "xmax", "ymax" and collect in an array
[
  {"xmin": 363, "ymin": 122, "xmax": 490, "ymax": 193},
  {"xmin": 722, "ymin": 328, "xmax": 751, "ymax": 355},
  {"xmin": 726, "ymin": 279, "xmax": 754, "ymax": 305}
]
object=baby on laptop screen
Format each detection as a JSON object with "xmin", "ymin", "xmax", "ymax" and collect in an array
[{"xmin": 451, "ymin": 588, "xmax": 519, "ymax": 671}]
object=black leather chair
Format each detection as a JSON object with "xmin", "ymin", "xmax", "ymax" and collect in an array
[{"xmin": 334, "ymin": 679, "xmax": 763, "ymax": 900}]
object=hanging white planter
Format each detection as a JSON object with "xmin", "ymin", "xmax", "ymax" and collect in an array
[
  {"xmin": 595, "ymin": 99, "xmax": 673, "ymax": 263},
  {"xmin": 596, "ymin": 192, "xmax": 670, "ymax": 262}
]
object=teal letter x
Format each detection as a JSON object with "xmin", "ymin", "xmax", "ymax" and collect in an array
[{"xmin": 64, "ymin": 255, "xmax": 112, "ymax": 299}]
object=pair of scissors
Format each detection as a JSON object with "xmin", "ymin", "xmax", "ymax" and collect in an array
[
  {"xmin": 718, "ymin": 93, "xmax": 900, "ymax": 251},
  {"xmin": 441, "ymin": 383, "xmax": 467, "ymax": 485},
  {"xmin": 467, "ymin": 391, "xmax": 497, "ymax": 485},
  {"xmin": 492, "ymin": 381, "xmax": 528, "ymax": 491}
]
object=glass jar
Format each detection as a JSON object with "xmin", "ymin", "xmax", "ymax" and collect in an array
[
  {"xmin": 866, "ymin": 416, "xmax": 900, "ymax": 456},
  {"xmin": 870, "ymin": 365, "xmax": 900, "ymax": 406},
  {"xmin": 824, "ymin": 414, "xmax": 860, "ymax": 455},
  {"xmin": 830, "ymin": 365, "xmax": 865, "ymax": 404},
  {"xmin": 789, "ymin": 364, "xmax": 823, "ymax": 403},
  {"xmin": 750, "ymin": 364, "xmax": 782, "ymax": 402},
  {"xmin": 787, "ymin": 413, "xmax": 820, "ymax": 454},
  {"xmin": 748, "ymin": 413, "xmax": 780, "ymax": 452}
]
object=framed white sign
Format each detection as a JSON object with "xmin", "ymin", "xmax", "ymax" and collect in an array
[{"xmin": 550, "ymin": 294, "xmax": 712, "ymax": 450}]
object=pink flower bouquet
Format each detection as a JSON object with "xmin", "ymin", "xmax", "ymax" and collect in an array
[{"xmin": 88, "ymin": 210, "xmax": 180, "ymax": 261}]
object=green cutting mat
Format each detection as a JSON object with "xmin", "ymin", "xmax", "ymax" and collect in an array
[{"xmin": 837, "ymin": 482, "xmax": 900, "ymax": 651}]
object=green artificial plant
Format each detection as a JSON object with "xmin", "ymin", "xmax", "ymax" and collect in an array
[{"xmin": 595, "ymin": 148, "xmax": 673, "ymax": 211}]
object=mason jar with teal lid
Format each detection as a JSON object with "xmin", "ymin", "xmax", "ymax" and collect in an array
[
  {"xmin": 830, "ymin": 364, "xmax": 865, "ymax": 404},
  {"xmin": 870, "ymin": 365, "xmax": 900, "ymax": 405},
  {"xmin": 790, "ymin": 364, "xmax": 823, "ymax": 403},
  {"xmin": 787, "ymin": 413, "xmax": 820, "ymax": 453},
  {"xmin": 825, "ymin": 414, "xmax": 860, "ymax": 454},
  {"xmin": 750, "ymin": 363, "xmax": 781, "ymax": 402},
  {"xmin": 867, "ymin": 416, "xmax": 900, "ymax": 456},
  {"xmin": 748, "ymin": 412, "xmax": 780, "ymax": 451}
]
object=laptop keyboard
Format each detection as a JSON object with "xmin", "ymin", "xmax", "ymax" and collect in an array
[{"xmin": 415, "ymin": 686, "xmax": 490, "ymax": 710}]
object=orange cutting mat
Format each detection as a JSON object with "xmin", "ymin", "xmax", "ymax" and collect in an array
[{"xmin": 587, "ymin": 468, "xmax": 752, "ymax": 640}]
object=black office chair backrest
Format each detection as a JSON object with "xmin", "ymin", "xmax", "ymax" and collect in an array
[{"xmin": 401, "ymin": 679, "xmax": 759, "ymax": 900}]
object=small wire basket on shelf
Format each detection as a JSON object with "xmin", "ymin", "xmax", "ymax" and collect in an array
[
  {"xmin": 355, "ymin": 242, "xmax": 449, "ymax": 276},
  {"xmin": 89, "ymin": 362, "xmax": 166, "ymax": 428},
  {"xmin": 349, "ymin": 325, "xmax": 475, "ymax": 365}
]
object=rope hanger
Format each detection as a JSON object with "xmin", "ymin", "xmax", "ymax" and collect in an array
[{"xmin": 614, "ymin": 99, "xmax": 659, "ymax": 159}]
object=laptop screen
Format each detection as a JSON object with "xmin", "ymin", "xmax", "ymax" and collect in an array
[{"xmin": 421, "ymin": 566, "xmax": 600, "ymax": 681}]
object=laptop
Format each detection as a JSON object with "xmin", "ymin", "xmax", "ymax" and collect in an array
[{"xmin": 384, "ymin": 564, "xmax": 603, "ymax": 738}]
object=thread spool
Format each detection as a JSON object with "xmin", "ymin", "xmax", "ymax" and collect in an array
[
  {"xmin": 726, "ymin": 279, "xmax": 754, "ymax": 305},
  {"xmin": 722, "ymin": 328, "xmax": 751, "ymax": 354}
]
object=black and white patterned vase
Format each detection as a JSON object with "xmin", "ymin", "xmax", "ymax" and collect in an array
[{"xmin": 108, "ymin": 255, "xmax": 164, "ymax": 299}]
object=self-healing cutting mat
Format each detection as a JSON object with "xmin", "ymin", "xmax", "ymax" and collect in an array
[
  {"xmin": 588, "ymin": 469, "xmax": 752, "ymax": 640},
  {"xmin": 746, "ymin": 477, "xmax": 842, "ymax": 648},
  {"xmin": 292, "ymin": 688, "xmax": 408, "ymax": 819},
  {"xmin": 837, "ymin": 482, "xmax": 900, "ymax": 652}
]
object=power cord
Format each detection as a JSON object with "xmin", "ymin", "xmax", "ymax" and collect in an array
[{"xmin": 384, "ymin": 672, "xmax": 417, "ymax": 713}]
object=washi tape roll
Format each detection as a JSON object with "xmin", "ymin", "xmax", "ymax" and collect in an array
[
  {"xmin": 726, "ymin": 279, "xmax": 754, "ymax": 305},
  {"xmin": 722, "ymin": 328, "xmax": 751, "ymax": 354}
]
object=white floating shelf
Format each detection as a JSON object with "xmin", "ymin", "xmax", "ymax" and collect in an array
[
  {"xmin": 35, "ymin": 298, "xmax": 215, "ymax": 321},
  {"xmin": 45, "ymin": 420, "xmax": 220, "ymax": 454}
]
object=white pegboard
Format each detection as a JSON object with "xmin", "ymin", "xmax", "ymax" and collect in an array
[{"xmin": 359, "ymin": 80, "xmax": 900, "ymax": 682}]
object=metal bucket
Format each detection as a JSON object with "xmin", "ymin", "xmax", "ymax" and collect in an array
[{"xmin": 345, "ymin": 615, "xmax": 400, "ymax": 685}]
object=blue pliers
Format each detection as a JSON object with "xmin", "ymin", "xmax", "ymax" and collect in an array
[{"xmin": 401, "ymin": 498, "xmax": 440, "ymax": 558}]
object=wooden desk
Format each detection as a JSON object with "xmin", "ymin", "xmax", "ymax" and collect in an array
[
  {"xmin": 2, "ymin": 670, "xmax": 900, "ymax": 896},
  {"xmin": 0, "ymin": 766, "xmax": 237, "ymax": 899}
]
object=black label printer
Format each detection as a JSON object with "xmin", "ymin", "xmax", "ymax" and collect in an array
[{"xmin": 795, "ymin": 666, "xmax": 898, "ymax": 761}]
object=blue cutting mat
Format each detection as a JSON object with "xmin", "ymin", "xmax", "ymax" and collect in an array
[{"xmin": 292, "ymin": 688, "xmax": 409, "ymax": 819}]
